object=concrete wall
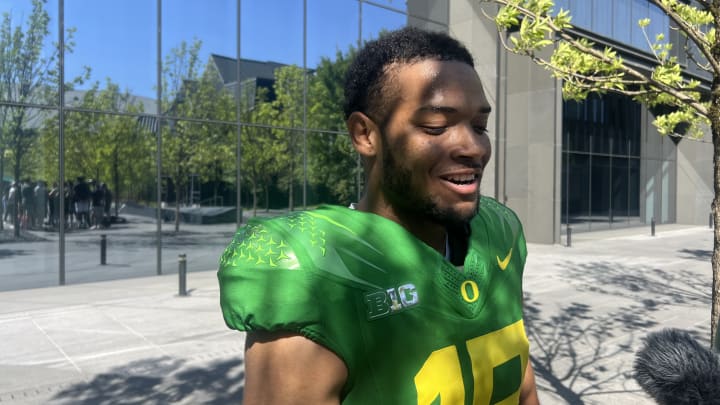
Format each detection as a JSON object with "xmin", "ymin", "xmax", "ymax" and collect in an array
[
  {"xmin": 676, "ymin": 129, "xmax": 713, "ymax": 225},
  {"xmin": 449, "ymin": 0, "xmax": 560, "ymax": 244},
  {"xmin": 641, "ymin": 109, "xmax": 678, "ymax": 225}
]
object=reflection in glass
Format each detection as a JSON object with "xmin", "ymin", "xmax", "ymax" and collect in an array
[
  {"xmin": 308, "ymin": 0, "xmax": 358, "ymax": 69},
  {"xmin": 611, "ymin": 157, "xmax": 629, "ymax": 223},
  {"xmin": 66, "ymin": 0, "xmax": 155, "ymax": 102},
  {"xmin": 362, "ymin": 3, "xmax": 406, "ymax": 42},
  {"xmin": 0, "ymin": 0, "xmax": 60, "ymax": 106},
  {"xmin": 564, "ymin": 153, "xmax": 590, "ymax": 231},
  {"xmin": 590, "ymin": 156, "xmax": 611, "ymax": 228},
  {"xmin": 162, "ymin": 0, "xmax": 236, "ymax": 120},
  {"xmin": 1, "ymin": 0, "xmax": 457, "ymax": 288}
]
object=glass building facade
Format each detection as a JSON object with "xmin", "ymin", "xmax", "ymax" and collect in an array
[
  {"xmin": 561, "ymin": 94, "xmax": 642, "ymax": 231},
  {"xmin": 555, "ymin": 0, "xmax": 670, "ymax": 52},
  {"xmin": 0, "ymin": 0, "xmax": 447, "ymax": 289},
  {"xmin": 557, "ymin": 0, "xmax": 675, "ymax": 233}
]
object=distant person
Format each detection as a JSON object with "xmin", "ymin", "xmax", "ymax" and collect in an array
[
  {"xmin": 48, "ymin": 182, "xmax": 60, "ymax": 227},
  {"xmin": 102, "ymin": 183, "xmax": 113, "ymax": 219},
  {"xmin": 20, "ymin": 179, "xmax": 35, "ymax": 229},
  {"xmin": 34, "ymin": 180, "xmax": 48, "ymax": 228},
  {"xmin": 73, "ymin": 177, "xmax": 91, "ymax": 229},
  {"xmin": 90, "ymin": 181, "xmax": 104, "ymax": 229},
  {"xmin": 64, "ymin": 180, "xmax": 75, "ymax": 229},
  {"xmin": 218, "ymin": 27, "xmax": 539, "ymax": 404},
  {"xmin": 4, "ymin": 181, "xmax": 18, "ymax": 225}
]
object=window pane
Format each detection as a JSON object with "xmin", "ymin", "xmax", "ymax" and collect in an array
[
  {"xmin": 368, "ymin": 0, "xmax": 407, "ymax": 13},
  {"xmin": 163, "ymin": 0, "xmax": 237, "ymax": 120},
  {"xmin": 240, "ymin": 0, "xmax": 303, "ymax": 127},
  {"xmin": 591, "ymin": 0, "xmax": 613, "ymax": 38},
  {"xmin": 628, "ymin": 158, "xmax": 640, "ymax": 219},
  {"xmin": 569, "ymin": 0, "xmax": 591, "ymax": 29},
  {"xmin": 307, "ymin": 130, "xmax": 360, "ymax": 206},
  {"xmin": 159, "ymin": 120, "xmax": 237, "ymax": 273},
  {"xmin": 0, "ymin": 0, "xmax": 59, "ymax": 107},
  {"xmin": 408, "ymin": 0, "xmax": 448, "ymax": 30},
  {"xmin": 63, "ymin": 111, "xmax": 157, "ymax": 282},
  {"xmin": 565, "ymin": 153, "xmax": 590, "ymax": 231},
  {"xmin": 613, "ymin": 0, "xmax": 632, "ymax": 44},
  {"xmin": 362, "ymin": 2, "xmax": 406, "ymax": 42},
  {"xmin": 66, "ymin": 0, "xmax": 155, "ymax": 106},
  {"xmin": 611, "ymin": 157, "xmax": 629, "ymax": 224},
  {"xmin": 590, "ymin": 155, "xmax": 611, "ymax": 229},
  {"xmin": 630, "ymin": 0, "xmax": 649, "ymax": 49},
  {"xmin": 308, "ymin": 0, "xmax": 358, "ymax": 135},
  {"xmin": 2, "ymin": 106, "xmax": 56, "ymax": 279},
  {"xmin": 648, "ymin": 3, "xmax": 670, "ymax": 52}
]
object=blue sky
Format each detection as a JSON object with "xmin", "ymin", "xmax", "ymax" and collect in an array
[{"xmin": 1, "ymin": 0, "xmax": 408, "ymax": 97}]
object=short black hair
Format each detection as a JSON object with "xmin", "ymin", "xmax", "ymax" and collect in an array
[{"xmin": 343, "ymin": 27, "xmax": 475, "ymax": 124}]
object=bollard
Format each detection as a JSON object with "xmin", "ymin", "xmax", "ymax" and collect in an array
[
  {"xmin": 651, "ymin": 217, "xmax": 656, "ymax": 237},
  {"xmin": 566, "ymin": 226, "xmax": 572, "ymax": 247},
  {"xmin": 178, "ymin": 254, "xmax": 187, "ymax": 296},
  {"xmin": 100, "ymin": 234, "xmax": 107, "ymax": 265}
]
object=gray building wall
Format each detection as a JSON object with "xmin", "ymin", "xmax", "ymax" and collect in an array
[
  {"xmin": 449, "ymin": 1, "xmax": 561, "ymax": 244},
  {"xmin": 676, "ymin": 129, "xmax": 714, "ymax": 225}
]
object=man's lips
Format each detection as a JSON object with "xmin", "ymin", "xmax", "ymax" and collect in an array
[{"xmin": 439, "ymin": 172, "xmax": 480, "ymax": 195}]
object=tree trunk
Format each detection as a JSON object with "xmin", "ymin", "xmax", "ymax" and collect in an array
[
  {"xmin": 113, "ymin": 150, "xmax": 120, "ymax": 217},
  {"xmin": 711, "ymin": 3, "xmax": 720, "ymax": 351},
  {"xmin": 288, "ymin": 158, "xmax": 294, "ymax": 212},
  {"xmin": 174, "ymin": 172, "xmax": 182, "ymax": 233},
  {"xmin": 265, "ymin": 186, "xmax": 270, "ymax": 213},
  {"xmin": 13, "ymin": 159, "xmax": 20, "ymax": 238},
  {"xmin": 252, "ymin": 181, "xmax": 258, "ymax": 217},
  {"xmin": 0, "ymin": 150, "xmax": 4, "ymax": 231}
]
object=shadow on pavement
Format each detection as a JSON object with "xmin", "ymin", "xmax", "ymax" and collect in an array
[
  {"xmin": 0, "ymin": 248, "xmax": 32, "ymax": 258},
  {"xmin": 525, "ymin": 260, "xmax": 710, "ymax": 404},
  {"xmin": 51, "ymin": 357, "xmax": 244, "ymax": 404},
  {"xmin": 677, "ymin": 248, "xmax": 712, "ymax": 261}
]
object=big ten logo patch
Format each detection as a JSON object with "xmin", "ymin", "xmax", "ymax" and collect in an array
[{"xmin": 364, "ymin": 283, "xmax": 419, "ymax": 320}]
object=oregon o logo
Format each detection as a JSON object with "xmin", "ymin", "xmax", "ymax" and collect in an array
[{"xmin": 461, "ymin": 280, "xmax": 479, "ymax": 303}]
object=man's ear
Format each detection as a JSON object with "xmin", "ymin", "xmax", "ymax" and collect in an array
[{"xmin": 347, "ymin": 112, "xmax": 379, "ymax": 158}]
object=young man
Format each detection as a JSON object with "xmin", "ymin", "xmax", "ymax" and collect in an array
[{"xmin": 218, "ymin": 27, "xmax": 539, "ymax": 404}]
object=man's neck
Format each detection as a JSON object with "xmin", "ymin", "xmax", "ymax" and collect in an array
[{"xmin": 355, "ymin": 198, "xmax": 447, "ymax": 255}]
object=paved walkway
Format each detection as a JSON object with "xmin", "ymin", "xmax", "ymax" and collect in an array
[{"xmin": 0, "ymin": 224, "xmax": 713, "ymax": 404}]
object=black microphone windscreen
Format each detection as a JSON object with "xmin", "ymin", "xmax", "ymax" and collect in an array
[{"xmin": 634, "ymin": 328, "xmax": 720, "ymax": 405}]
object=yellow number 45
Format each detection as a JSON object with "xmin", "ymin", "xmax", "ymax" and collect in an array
[{"xmin": 414, "ymin": 320, "xmax": 529, "ymax": 405}]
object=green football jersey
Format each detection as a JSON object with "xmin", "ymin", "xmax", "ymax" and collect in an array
[{"xmin": 218, "ymin": 197, "xmax": 529, "ymax": 405}]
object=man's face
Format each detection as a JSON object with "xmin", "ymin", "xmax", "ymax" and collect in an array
[{"xmin": 376, "ymin": 59, "xmax": 492, "ymax": 227}]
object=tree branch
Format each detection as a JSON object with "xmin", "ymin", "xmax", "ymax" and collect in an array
[{"xmin": 650, "ymin": 0, "xmax": 720, "ymax": 76}]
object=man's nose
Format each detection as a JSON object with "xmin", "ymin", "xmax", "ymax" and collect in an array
[{"xmin": 449, "ymin": 123, "xmax": 490, "ymax": 165}]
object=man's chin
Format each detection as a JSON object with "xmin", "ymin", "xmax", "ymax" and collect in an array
[{"xmin": 435, "ymin": 202, "xmax": 478, "ymax": 227}]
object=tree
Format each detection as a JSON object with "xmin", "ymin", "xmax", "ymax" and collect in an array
[
  {"xmin": 36, "ymin": 79, "xmax": 154, "ymax": 211},
  {"xmin": 481, "ymin": 0, "xmax": 720, "ymax": 349},
  {"xmin": 271, "ymin": 65, "xmax": 307, "ymax": 211},
  {"xmin": 239, "ymin": 87, "xmax": 284, "ymax": 216},
  {"xmin": 307, "ymin": 49, "xmax": 361, "ymax": 205},
  {"xmin": 0, "ymin": 0, "xmax": 83, "ymax": 236},
  {"xmin": 162, "ymin": 39, "xmax": 235, "ymax": 232}
]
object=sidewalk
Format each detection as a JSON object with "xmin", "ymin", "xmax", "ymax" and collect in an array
[
  {"xmin": 0, "ymin": 224, "xmax": 713, "ymax": 404},
  {"xmin": 0, "ymin": 272, "xmax": 244, "ymax": 404}
]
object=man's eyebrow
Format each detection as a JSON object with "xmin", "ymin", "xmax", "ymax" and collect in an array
[
  {"xmin": 417, "ymin": 105, "xmax": 457, "ymax": 114},
  {"xmin": 417, "ymin": 105, "xmax": 492, "ymax": 114}
]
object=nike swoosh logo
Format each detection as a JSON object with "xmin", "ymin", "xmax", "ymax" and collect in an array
[{"xmin": 497, "ymin": 248, "xmax": 513, "ymax": 271}]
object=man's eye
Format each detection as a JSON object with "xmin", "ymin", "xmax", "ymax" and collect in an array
[
  {"xmin": 422, "ymin": 126, "xmax": 446, "ymax": 135},
  {"xmin": 474, "ymin": 126, "xmax": 488, "ymax": 135}
]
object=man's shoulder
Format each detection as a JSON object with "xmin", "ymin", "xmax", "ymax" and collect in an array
[{"xmin": 219, "ymin": 205, "xmax": 360, "ymax": 271}]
